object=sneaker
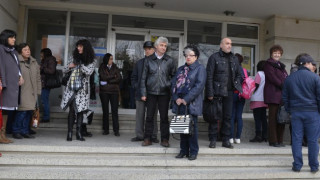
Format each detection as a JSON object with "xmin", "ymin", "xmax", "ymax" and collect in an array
[
  {"xmin": 229, "ymin": 138, "xmax": 234, "ymax": 144},
  {"xmin": 235, "ymin": 139, "xmax": 241, "ymax": 144}
]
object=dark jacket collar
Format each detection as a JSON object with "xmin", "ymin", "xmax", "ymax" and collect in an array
[
  {"xmin": 298, "ymin": 66, "xmax": 311, "ymax": 71},
  {"xmin": 267, "ymin": 58, "xmax": 286, "ymax": 70},
  {"xmin": 218, "ymin": 48, "xmax": 234, "ymax": 57},
  {"xmin": 150, "ymin": 52, "xmax": 169, "ymax": 61},
  {"xmin": 184, "ymin": 60, "xmax": 200, "ymax": 70}
]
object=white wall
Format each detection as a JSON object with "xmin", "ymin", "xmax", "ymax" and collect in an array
[{"xmin": 0, "ymin": 0, "xmax": 19, "ymax": 32}]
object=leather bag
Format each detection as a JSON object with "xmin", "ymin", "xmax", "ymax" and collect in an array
[{"xmin": 202, "ymin": 97, "xmax": 222, "ymax": 123}]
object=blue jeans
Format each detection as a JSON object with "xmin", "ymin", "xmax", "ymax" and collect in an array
[
  {"xmin": 12, "ymin": 110, "xmax": 33, "ymax": 134},
  {"xmin": 291, "ymin": 111, "xmax": 320, "ymax": 171},
  {"xmin": 230, "ymin": 93, "xmax": 245, "ymax": 139},
  {"xmin": 41, "ymin": 88, "xmax": 50, "ymax": 120},
  {"xmin": 180, "ymin": 115, "xmax": 199, "ymax": 156}
]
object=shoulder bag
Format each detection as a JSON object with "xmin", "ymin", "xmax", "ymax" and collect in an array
[
  {"xmin": 202, "ymin": 97, "xmax": 222, "ymax": 123},
  {"xmin": 277, "ymin": 105, "xmax": 290, "ymax": 124},
  {"xmin": 45, "ymin": 70, "xmax": 61, "ymax": 89}
]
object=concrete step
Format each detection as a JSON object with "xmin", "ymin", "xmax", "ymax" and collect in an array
[{"xmin": 0, "ymin": 166, "xmax": 319, "ymax": 179}]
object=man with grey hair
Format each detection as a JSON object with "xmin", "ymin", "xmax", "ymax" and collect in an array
[
  {"xmin": 140, "ymin": 36, "xmax": 176, "ymax": 147},
  {"xmin": 206, "ymin": 37, "xmax": 243, "ymax": 149}
]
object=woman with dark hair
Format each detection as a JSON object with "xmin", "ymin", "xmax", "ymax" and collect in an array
[
  {"xmin": 172, "ymin": 45, "xmax": 206, "ymax": 160},
  {"xmin": 229, "ymin": 53, "xmax": 246, "ymax": 144},
  {"xmin": 40, "ymin": 48, "xmax": 57, "ymax": 123},
  {"xmin": 60, "ymin": 39, "xmax": 96, "ymax": 141},
  {"xmin": 99, "ymin": 53, "xmax": 121, "ymax": 136},
  {"xmin": 249, "ymin": 60, "xmax": 268, "ymax": 142},
  {"xmin": 264, "ymin": 45, "xmax": 288, "ymax": 147},
  {"xmin": 12, "ymin": 43, "xmax": 41, "ymax": 139},
  {"xmin": 0, "ymin": 29, "xmax": 23, "ymax": 144}
]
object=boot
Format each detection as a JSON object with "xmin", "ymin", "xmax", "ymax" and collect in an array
[
  {"xmin": 81, "ymin": 124, "xmax": 92, "ymax": 137},
  {"xmin": 76, "ymin": 112, "xmax": 85, "ymax": 141},
  {"xmin": 1, "ymin": 115, "xmax": 13, "ymax": 143},
  {"xmin": 66, "ymin": 109, "xmax": 75, "ymax": 141}
]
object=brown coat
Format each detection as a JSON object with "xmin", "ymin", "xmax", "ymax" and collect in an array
[
  {"xmin": 0, "ymin": 44, "xmax": 20, "ymax": 108},
  {"xmin": 18, "ymin": 55, "xmax": 42, "ymax": 111},
  {"xmin": 40, "ymin": 56, "xmax": 57, "ymax": 88},
  {"xmin": 98, "ymin": 63, "xmax": 121, "ymax": 94}
]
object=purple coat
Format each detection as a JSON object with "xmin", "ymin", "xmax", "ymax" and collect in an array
[{"xmin": 263, "ymin": 58, "xmax": 288, "ymax": 104}]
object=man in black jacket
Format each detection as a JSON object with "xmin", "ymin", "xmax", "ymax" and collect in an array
[
  {"xmin": 140, "ymin": 37, "xmax": 176, "ymax": 147},
  {"xmin": 131, "ymin": 41, "xmax": 159, "ymax": 143},
  {"xmin": 206, "ymin": 37, "xmax": 243, "ymax": 149}
]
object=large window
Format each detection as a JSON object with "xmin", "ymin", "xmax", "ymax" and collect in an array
[
  {"xmin": 187, "ymin": 20, "xmax": 222, "ymax": 67},
  {"xmin": 27, "ymin": 9, "xmax": 67, "ymax": 66},
  {"xmin": 227, "ymin": 24, "xmax": 258, "ymax": 39}
]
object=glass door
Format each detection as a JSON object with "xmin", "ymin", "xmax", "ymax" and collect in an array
[
  {"xmin": 114, "ymin": 33, "xmax": 145, "ymax": 109},
  {"xmin": 232, "ymin": 44, "xmax": 256, "ymax": 76}
]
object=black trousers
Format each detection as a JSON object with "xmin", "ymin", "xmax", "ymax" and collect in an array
[
  {"xmin": 208, "ymin": 91, "xmax": 233, "ymax": 142},
  {"xmin": 253, "ymin": 107, "xmax": 268, "ymax": 139},
  {"xmin": 144, "ymin": 94, "xmax": 170, "ymax": 141},
  {"xmin": 100, "ymin": 93, "xmax": 119, "ymax": 133}
]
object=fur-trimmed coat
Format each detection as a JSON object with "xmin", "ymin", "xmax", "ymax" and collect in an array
[{"xmin": 60, "ymin": 60, "xmax": 96, "ymax": 112}]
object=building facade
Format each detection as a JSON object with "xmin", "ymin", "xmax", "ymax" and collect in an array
[{"xmin": 1, "ymin": 0, "xmax": 320, "ymax": 112}]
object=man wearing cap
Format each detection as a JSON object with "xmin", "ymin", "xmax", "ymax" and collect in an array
[
  {"xmin": 131, "ymin": 41, "xmax": 159, "ymax": 143},
  {"xmin": 282, "ymin": 53, "xmax": 320, "ymax": 173}
]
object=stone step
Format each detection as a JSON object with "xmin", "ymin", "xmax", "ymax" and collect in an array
[{"xmin": 0, "ymin": 166, "xmax": 319, "ymax": 179}]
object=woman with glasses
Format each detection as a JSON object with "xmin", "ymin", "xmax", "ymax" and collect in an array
[{"xmin": 171, "ymin": 45, "xmax": 206, "ymax": 160}]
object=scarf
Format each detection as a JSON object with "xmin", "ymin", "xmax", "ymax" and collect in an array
[{"xmin": 173, "ymin": 65, "xmax": 190, "ymax": 96}]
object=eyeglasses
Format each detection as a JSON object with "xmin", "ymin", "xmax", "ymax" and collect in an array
[{"xmin": 184, "ymin": 54, "xmax": 196, "ymax": 58}]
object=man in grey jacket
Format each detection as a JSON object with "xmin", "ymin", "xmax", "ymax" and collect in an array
[{"xmin": 140, "ymin": 37, "xmax": 176, "ymax": 147}]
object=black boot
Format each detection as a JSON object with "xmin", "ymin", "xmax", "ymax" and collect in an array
[
  {"xmin": 81, "ymin": 124, "xmax": 92, "ymax": 137},
  {"xmin": 66, "ymin": 107, "xmax": 75, "ymax": 141},
  {"xmin": 76, "ymin": 112, "xmax": 85, "ymax": 141}
]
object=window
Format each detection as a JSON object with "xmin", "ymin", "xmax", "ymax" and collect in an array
[{"xmin": 227, "ymin": 24, "xmax": 258, "ymax": 39}]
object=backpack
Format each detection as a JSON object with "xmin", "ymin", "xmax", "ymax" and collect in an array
[{"xmin": 239, "ymin": 68, "xmax": 256, "ymax": 99}]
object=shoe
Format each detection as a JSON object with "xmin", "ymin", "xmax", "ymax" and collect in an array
[
  {"xmin": 235, "ymin": 139, "xmax": 240, "ymax": 144},
  {"xmin": 82, "ymin": 131, "xmax": 92, "ymax": 137},
  {"xmin": 175, "ymin": 152, "xmax": 188, "ymax": 159},
  {"xmin": 152, "ymin": 138, "xmax": 159, "ymax": 143},
  {"xmin": 102, "ymin": 131, "xmax": 109, "ymax": 135},
  {"xmin": 29, "ymin": 129, "xmax": 36, "ymax": 135},
  {"xmin": 161, "ymin": 139, "xmax": 170, "ymax": 147},
  {"xmin": 114, "ymin": 132, "xmax": 120, "ymax": 137},
  {"xmin": 249, "ymin": 136, "xmax": 262, "ymax": 142},
  {"xmin": 66, "ymin": 132, "xmax": 72, "ymax": 141},
  {"xmin": 222, "ymin": 141, "xmax": 234, "ymax": 149},
  {"xmin": 21, "ymin": 134, "xmax": 35, "ymax": 139},
  {"xmin": 292, "ymin": 167, "xmax": 300, "ymax": 172},
  {"xmin": 278, "ymin": 143, "xmax": 285, "ymax": 147},
  {"xmin": 229, "ymin": 138, "xmax": 234, "ymax": 144},
  {"xmin": 131, "ymin": 137, "xmax": 144, "ymax": 142},
  {"xmin": 269, "ymin": 143, "xmax": 280, "ymax": 147},
  {"xmin": 142, "ymin": 139, "xmax": 152, "ymax": 146},
  {"xmin": 12, "ymin": 133, "xmax": 23, "ymax": 139},
  {"xmin": 209, "ymin": 141, "xmax": 216, "ymax": 148},
  {"xmin": 311, "ymin": 169, "xmax": 319, "ymax": 173},
  {"xmin": 188, "ymin": 154, "xmax": 197, "ymax": 161}
]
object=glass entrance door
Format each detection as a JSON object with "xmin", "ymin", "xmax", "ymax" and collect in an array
[
  {"xmin": 232, "ymin": 44, "xmax": 256, "ymax": 76},
  {"xmin": 114, "ymin": 33, "xmax": 145, "ymax": 109}
]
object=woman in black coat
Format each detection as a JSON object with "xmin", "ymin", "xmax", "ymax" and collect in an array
[{"xmin": 99, "ymin": 53, "xmax": 121, "ymax": 136}]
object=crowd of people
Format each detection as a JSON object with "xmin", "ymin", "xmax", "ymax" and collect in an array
[{"xmin": 0, "ymin": 29, "xmax": 319, "ymax": 172}]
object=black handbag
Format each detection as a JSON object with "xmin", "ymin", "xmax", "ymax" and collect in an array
[
  {"xmin": 170, "ymin": 105, "xmax": 194, "ymax": 135},
  {"xmin": 61, "ymin": 71, "xmax": 71, "ymax": 86},
  {"xmin": 277, "ymin": 105, "xmax": 290, "ymax": 124},
  {"xmin": 202, "ymin": 97, "xmax": 222, "ymax": 123},
  {"xmin": 45, "ymin": 70, "xmax": 61, "ymax": 89}
]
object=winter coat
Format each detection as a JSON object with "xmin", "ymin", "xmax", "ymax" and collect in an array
[
  {"xmin": 263, "ymin": 58, "xmax": 288, "ymax": 104},
  {"xmin": 18, "ymin": 55, "xmax": 41, "ymax": 111},
  {"xmin": 140, "ymin": 53, "xmax": 176, "ymax": 96},
  {"xmin": 98, "ymin": 63, "xmax": 121, "ymax": 94},
  {"xmin": 0, "ymin": 44, "xmax": 20, "ymax": 108},
  {"xmin": 283, "ymin": 66, "xmax": 320, "ymax": 113},
  {"xmin": 131, "ymin": 57, "xmax": 146, "ymax": 100},
  {"xmin": 171, "ymin": 60, "xmax": 206, "ymax": 116},
  {"xmin": 40, "ymin": 56, "xmax": 57, "ymax": 88},
  {"xmin": 60, "ymin": 60, "xmax": 96, "ymax": 112},
  {"xmin": 206, "ymin": 49, "xmax": 243, "ymax": 97}
]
